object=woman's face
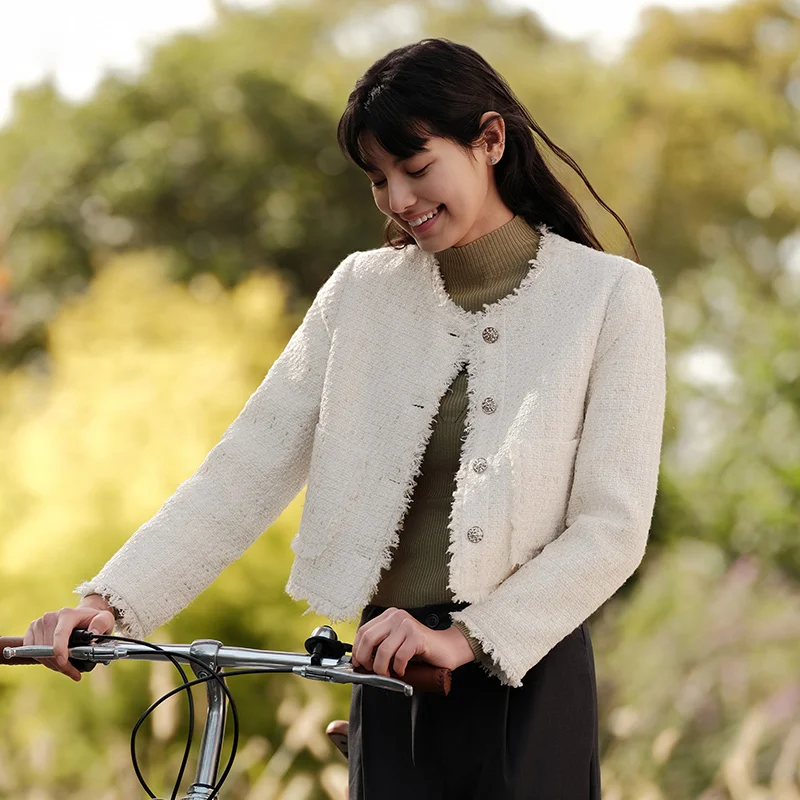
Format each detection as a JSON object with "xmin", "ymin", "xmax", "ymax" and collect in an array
[{"xmin": 361, "ymin": 113, "xmax": 512, "ymax": 251}]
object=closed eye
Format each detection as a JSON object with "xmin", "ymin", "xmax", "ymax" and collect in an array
[{"xmin": 371, "ymin": 165, "xmax": 430, "ymax": 189}]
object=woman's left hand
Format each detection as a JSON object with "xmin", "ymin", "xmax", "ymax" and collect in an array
[{"xmin": 350, "ymin": 607, "xmax": 475, "ymax": 676}]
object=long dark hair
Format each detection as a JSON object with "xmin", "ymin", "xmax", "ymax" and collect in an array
[{"xmin": 336, "ymin": 38, "xmax": 639, "ymax": 261}]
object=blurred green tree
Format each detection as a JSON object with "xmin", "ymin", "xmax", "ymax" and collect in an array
[
  {"xmin": 661, "ymin": 231, "xmax": 800, "ymax": 579},
  {"xmin": 0, "ymin": 249, "xmax": 355, "ymax": 797}
]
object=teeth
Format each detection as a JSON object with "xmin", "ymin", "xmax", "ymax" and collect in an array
[{"xmin": 409, "ymin": 206, "xmax": 441, "ymax": 227}]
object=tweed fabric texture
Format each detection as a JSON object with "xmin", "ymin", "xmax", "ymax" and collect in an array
[
  {"xmin": 372, "ymin": 214, "xmax": 541, "ymax": 662},
  {"xmin": 76, "ymin": 223, "xmax": 667, "ymax": 688}
]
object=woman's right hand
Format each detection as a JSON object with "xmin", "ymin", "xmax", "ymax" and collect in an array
[{"xmin": 23, "ymin": 595, "xmax": 116, "ymax": 682}]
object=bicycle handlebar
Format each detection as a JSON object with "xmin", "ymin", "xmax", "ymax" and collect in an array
[
  {"xmin": 1, "ymin": 634, "xmax": 452, "ymax": 696},
  {"xmin": 3, "ymin": 628, "xmax": 453, "ymax": 798},
  {"xmin": 0, "ymin": 637, "xmax": 37, "ymax": 665}
]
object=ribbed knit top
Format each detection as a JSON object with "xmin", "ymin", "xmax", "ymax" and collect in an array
[{"xmin": 369, "ymin": 214, "xmax": 542, "ymax": 658}]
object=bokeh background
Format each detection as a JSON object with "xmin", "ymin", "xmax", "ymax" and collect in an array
[{"xmin": 1, "ymin": 0, "xmax": 799, "ymax": 797}]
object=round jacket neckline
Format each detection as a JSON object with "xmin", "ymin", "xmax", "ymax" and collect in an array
[{"xmin": 423, "ymin": 221, "xmax": 556, "ymax": 321}]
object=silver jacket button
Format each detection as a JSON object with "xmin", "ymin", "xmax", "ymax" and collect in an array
[
  {"xmin": 482, "ymin": 326, "xmax": 499, "ymax": 343},
  {"xmin": 481, "ymin": 397, "xmax": 497, "ymax": 414},
  {"xmin": 472, "ymin": 457, "xmax": 488, "ymax": 473},
  {"xmin": 466, "ymin": 526, "xmax": 484, "ymax": 543}
]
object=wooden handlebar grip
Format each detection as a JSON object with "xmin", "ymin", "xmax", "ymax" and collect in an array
[
  {"xmin": 0, "ymin": 637, "xmax": 39, "ymax": 666},
  {"xmin": 353, "ymin": 662, "xmax": 452, "ymax": 695}
]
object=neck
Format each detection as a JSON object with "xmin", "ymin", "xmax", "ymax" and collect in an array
[
  {"xmin": 435, "ymin": 213, "xmax": 541, "ymax": 279},
  {"xmin": 432, "ymin": 215, "xmax": 542, "ymax": 312}
]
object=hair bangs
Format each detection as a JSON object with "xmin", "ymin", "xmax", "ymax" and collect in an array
[{"xmin": 339, "ymin": 88, "xmax": 434, "ymax": 173}]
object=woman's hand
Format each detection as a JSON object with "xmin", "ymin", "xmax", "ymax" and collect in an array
[
  {"xmin": 350, "ymin": 607, "xmax": 475, "ymax": 677},
  {"xmin": 23, "ymin": 595, "xmax": 116, "ymax": 682}
]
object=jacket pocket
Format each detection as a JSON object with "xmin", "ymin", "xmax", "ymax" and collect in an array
[
  {"xmin": 289, "ymin": 422, "xmax": 369, "ymax": 559},
  {"xmin": 508, "ymin": 435, "xmax": 580, "ymax": 565}
]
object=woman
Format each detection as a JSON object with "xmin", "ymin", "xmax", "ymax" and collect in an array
[{"xmin": 25, "ymin": 38, "xmax": 666, "ymax": 799}]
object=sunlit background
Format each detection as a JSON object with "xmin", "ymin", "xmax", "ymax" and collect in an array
[
  {"xmin": 0, "ymin": 0, "xmax": 741, "ymax": 129},
  {"xmin": 0, "ymin": 0, "xmax": 799, "ymax": 798}
]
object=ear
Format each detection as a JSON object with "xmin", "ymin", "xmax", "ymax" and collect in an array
[{"xmin": 478, "ymin": 111, "xmax": 505, "ymax": 163}]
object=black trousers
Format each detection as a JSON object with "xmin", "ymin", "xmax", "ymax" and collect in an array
[{"xmin": 348, "ymin": 601, "xmax": 601, "ymax": 800}]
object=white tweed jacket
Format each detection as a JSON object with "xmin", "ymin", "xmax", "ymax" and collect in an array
[{"xmin": 77, "ymin": 223, "xmax": 667, "ymax": 688}]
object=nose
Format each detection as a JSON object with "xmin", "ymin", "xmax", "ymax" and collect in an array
[{"xmin": 387, "ymin": 181, "xmax": 416, "ymax": 218}]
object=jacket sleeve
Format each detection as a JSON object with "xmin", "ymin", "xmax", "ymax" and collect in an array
[
  {"xmin": 450, "ymin": 262, "xmax": 667, "ymax": 687},
  {"xmin": 75, "ymin": 252, "xmax": 359, "ymax": 638}
]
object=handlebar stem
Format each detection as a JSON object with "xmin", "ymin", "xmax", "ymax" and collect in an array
[{"xmin": 185, "ymin": 640, "xmax": 226, "ymax": 800}]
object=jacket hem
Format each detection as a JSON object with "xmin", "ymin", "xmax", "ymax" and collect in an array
[{"xmin": 449, "ymin": 609, "xmax": 525, "ymax": 688}]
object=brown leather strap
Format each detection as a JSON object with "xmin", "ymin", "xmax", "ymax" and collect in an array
[
  {"xmin": 0, "ymin": 637, "xmax": 40, "ymax": 666},
  {"xmin": 352, "ymin": 662, "xmax": 451, "ymax": 695}
]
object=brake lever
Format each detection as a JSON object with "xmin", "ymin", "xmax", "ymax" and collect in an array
[
  {"xmin": 292, "ymin": 662, "xmax": 414, "ymax": 696},
  {"xmin": 68, "ymin": 628, "xmax": 98, "ymax": 673}
]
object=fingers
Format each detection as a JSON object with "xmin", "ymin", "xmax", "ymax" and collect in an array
[
  {"xmin": 351, "ymin": 609, "xmax": 425, "ymax": 677},
  {"xmin": 388, "ymin": 638, "xmax": 418, "ymax": 678},
  {"xmin": 42, "ymin": 620, "xmax": 64, "ymax": 674},
  {"xmin": 24, "ymin": 606, "xmax": 115, "ymax": 682},
  {"xmin": 351, "ymin": 607, "xmax": 398, "ymax": 669},
  {"xmin": 26, "ymin": 614, "xmax": 60, "ymax": 674},
  {"xmin": 83, "ymin": 609, "xmax": 115, "ymax": 638},
  {"xmin": 52, "ymin": 611, "xmax": 88, "ymax": 682},
  {"xmin": 371, "ymin": 628, "xmax": 407, "ymax": 677}
]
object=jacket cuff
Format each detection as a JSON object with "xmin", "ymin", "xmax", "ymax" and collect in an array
[{"xmin": 451, "ymin": 619, "xmax": 486, "ymax": 660}]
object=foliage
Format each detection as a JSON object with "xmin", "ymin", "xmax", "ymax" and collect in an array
[
  {"xmin": 596, "ymin": 539, "xmax": 800, "ymax": 800},
  {"xmin": 4, "ymin": 0, "xmax": 798, "ymax": 370},
  {"xmin": 0, "ymin": 252, "xmax": 355, "ymax": 797},
  {"xmin": 661, "ymin": 231, "xmax": 800, "ymax": 579},
  {"xmin": 0, "ymin": 11, "xmax": 371, "ymax": 369}
]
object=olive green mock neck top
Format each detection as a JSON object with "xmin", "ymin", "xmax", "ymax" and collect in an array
[{"xmin": 370, "ymin": 214, "xmax": 542, "ymax": 659}]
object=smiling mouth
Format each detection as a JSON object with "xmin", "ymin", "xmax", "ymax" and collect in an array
[{"xmin": 404, "ymin": 204, "xmax": 444, "ymax": 228}]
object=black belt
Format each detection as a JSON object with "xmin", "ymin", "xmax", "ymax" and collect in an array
[{"xmin": 365, "ymin": 600, "xmax": 471, "ymax": 630}]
